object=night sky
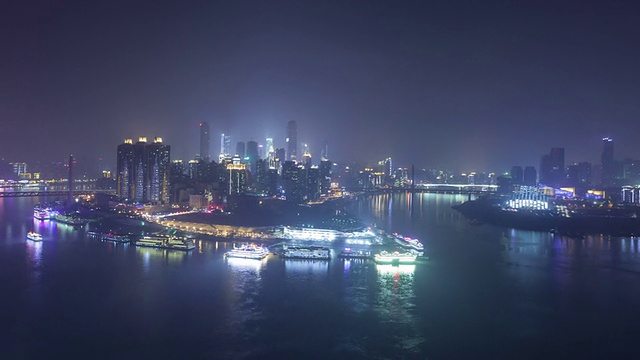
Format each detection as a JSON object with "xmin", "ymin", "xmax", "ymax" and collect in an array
[{"xmin": 2, "ymin": 0, "xmax": 639, "ymax": 172}]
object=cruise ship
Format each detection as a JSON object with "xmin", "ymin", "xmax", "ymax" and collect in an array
[
  {"xmin": 374, "ymin": 250, "xmax": 417, "ymax": 265},
  {"xmin": 135, "ymin": 235, "xmax": 195, "ymax": 250},
  {"xmin": 102, "ymin": 233, "xmax": 131, "ymax": 243},
  {"xmin": 26, "ymin": 231, "xmax": 43, "ymax": 241},
  {"xmin": 282, "ymin": 246, "xmax": 330, "ymax": 260},
  {"xmin": 224, "ymin": 244, "xmax": 269, "ymax": 260},
  {"xmin": 337, "ymin": 248, "xmax": 372, "ymax": 259},
  {"xmin": 283, "ymin": 226, "xmax": 342, "ymax": 241},
  {"xmin": 393, "ymin": 233, "xmax": 424, "ymax": 252},
  {"xmin": 342, "ymin": 228, "xmax": 377, "ymax": 238}
]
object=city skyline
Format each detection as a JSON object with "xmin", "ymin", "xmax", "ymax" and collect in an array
[{"xmin": 2, "ymin": 1, "xmax": 640, "ymax": 171}]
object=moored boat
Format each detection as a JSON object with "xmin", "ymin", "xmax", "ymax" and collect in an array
[
  {"xmin": 338, "ymin": 248, "xmax": 372, "ymax": 259},
  {"xmin": 135, "ymin": 235, "xmax": 195, "ymax": 250},
  {"xmin": 374, "ymin": 250, "xmax": 417, "ymax": 265},
  {"xmin": 102, "ymin": 233, "xmax": 131, "ymax": 243},
  {"xmin": 224, "ymin": 243, "xmax": 269, "ymax": 260},
  {"xmin": 282, "ymin": 246, "xmax": 330, "ymax": 260},
  {"xmin": 393, "ymin": 233, "xmax": 424, "ymax": 252}
]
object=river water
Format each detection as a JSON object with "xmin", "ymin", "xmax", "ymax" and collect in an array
[{"xmin": 1, "ymin": 194, "xmax": 640, "ymax": 359}]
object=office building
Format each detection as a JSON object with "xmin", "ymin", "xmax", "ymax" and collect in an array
[
  {"xmin": 286, "ymin": 120, "xmax": 297, "ymax": 160},
  {"xmin": 199, "ymin": 122, "xmax": 210, "ymax": 162}
]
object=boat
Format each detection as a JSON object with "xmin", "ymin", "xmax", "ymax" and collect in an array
[
  {"xmin": 374, "ymin": 250, "xmax": 417, "ymax": 265},
  {"xmin": 135, "ymin": 235, "xmax": 195, "ymax": 250},
  {"xmin": 393, "ymin": 233, "xmax": 424, "ymax": 252},
  {"xmin": 102, "ymin": 233, "xmax": 131, "ymax": 243},
  {"xmin": 26, "ymin": 231, "xmax": 43, "ymax": 241},
  {"xmin": 224, "ymin": 244, "xmax": 269, "ymax": 260},
  {"xmin": 337, "ymin": 248, "xmax": 372, "ymax": 259},
  {"xmin": 282, "ymin": 246, "xmax": 330, "ymax": 260},
  {"xmin": 33, "ymin": 207, "xmax": 52, "ymax": 220},
  {"xmin": 51, "ymin": 213, "xmax": 90, "ymax": 226},
  {"xmin": 342, "ymin": 228, "xmax": 377, "ymax": 238},
  {"xmin": 282, "ymin": 226, "xmax": 342, "ymax": 241}
]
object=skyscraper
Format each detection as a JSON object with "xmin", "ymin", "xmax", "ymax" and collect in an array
[
  {"xmin": 199, "ymin": 122, "xmax": 210, "ymax": 162},
  {"xmin": 220, "ymin": 133, "xmax": 231, "ymax": 162},
  {"xmin": 147, "ymin": 137, "xmax": 171, "ymax": 203},
  {"xmin": 117, "ymin": 137, "xmax": 170, "ymax": 203},
  {"xmin": 286, "ymin": 120, "xmax": 297, "ymax": 161},
  {"xmin": 601, "ymin": 137, "xmax": 614, "ymax": 186},
  {"xmin": 539, "ymin": 148, "xmax": 565, "ymax": 187},
  {"xmin": 246, "ymin": 140, "xmax": 258, "ymax": 174},
  {"xmin": 236, "ymin": 141, "xmax": 246, "ymax": 159},
  {"xmin": 116, "ymin": 138, "xmax": 134, "ymax": 200}
]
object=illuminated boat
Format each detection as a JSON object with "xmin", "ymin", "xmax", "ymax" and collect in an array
[
  {"xmin": 102, "ymin": 233, "xmax": 131, "ymax": 243},
  {"xmin": 373, "ymin": 250, "xmax": 417, "ymax": 265},
  {"xmin": 393, "ymin": 233, "xmax": 424, "ymax": 252},
  {"xmin": 342, "ymin": 228, "xmax": 376, "ymax": 238},
  {"xmin": 26, "ymin": 231, "xmax": 43, "ymax": 241},
  {"xmin": 282, "ymin": 246, "xmax": 330, "ymax": 260},
  {"xmin": 33, "ymin": 207, "xmax": 52, "ymax": 220},
  {"xmin": 283, "ymin": 226, "xmax": 342, "ymax": 241},
  {"xmin": 51, "ymin": 213, "xmax": 90, "ymax": 226},
  {"xmin": 135, "ymin": 235, "xmax": 195, "ymax": 250},
  {"xmin": 338, "ymin": 248, "xmax": 372, "ymax": 259},
  {"xmin": 224, "ymin": 244, "xmax": 269, "ymax": 260}
]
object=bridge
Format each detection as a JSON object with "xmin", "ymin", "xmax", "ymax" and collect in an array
[
  {"xmin": 0, "ymin": 189, "xmax": 116, "ymax": 197},
  {"xmin": 365, "ymin": 184, "xmax": 497, "ymax": 195}
]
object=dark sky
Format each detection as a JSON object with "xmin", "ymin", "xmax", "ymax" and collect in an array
[{"xmin": 2, "ymin": 0, "xmax": 640, "ymax": 172}]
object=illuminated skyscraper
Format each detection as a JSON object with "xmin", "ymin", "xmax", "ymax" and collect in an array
[
  {"xmin": 601, "ymin": 137, "xmax": 614, "ymax": 186},
  {"xmin": 116, "ymin": 138, "xmax": 134, "ymax": 200},
  {"xmin": 117, "ymin": 137, "xmax": 170, "ymax": 203},
  {"xmin": 147, "ymin": 137, "xmax": 171, "ymax": 203},
  {"xmin": 219, "ymin": 133, "xmax": 231, "ymax": 162},
  {"xmin": 199, "ymin": 122, "xmax": 210, "ymax": 162},
  {"xmin": 286, "ymin": 120, "xmax": 297, "ymax": 160}
]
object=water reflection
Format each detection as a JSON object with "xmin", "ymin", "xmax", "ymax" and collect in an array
[
  {"xmin": 284, "ymin": 259, "xmax": 329, "ymax": 276},
  {"xmin": 225, "ymin": 257, "xmax": 267, "ymax": 272},
  {"xmin": 374, "ymin": 262, "xmax": 422, "ymax": 353},
  {"xmin": 137, "ymin": 247, "xmax": 191, "ymax": 272}
]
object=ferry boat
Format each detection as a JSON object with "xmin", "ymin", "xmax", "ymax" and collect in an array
[
  {"xmin": 393, "ymin": 233, "xmax": 424, "ymax": 252},
  {"xmin": 224, "ymin": 244, "xmax": 269, "ymax": 260},
  {"xmin": 33, "ymin": 207, "xmax": 52, "ymax": 220},
  {"xmin": 102, "ymin": 233, "xmax": 131, "ymax": 243},
  {"xmin": 282, "ymin": 246, "xmax": 330, "ymax": 260},
  {"xmin": 342, "ymin": 228, "xmax": 377, "ymax": 238},
  {"xmin": 135, "ymin": 235, "xmax": 195, "ymax": 250},
  {"xmin": 283, "ymin": 226, "xmax": 342, "ymax": 241},
  {"xmin": 26, "ymin": 231, "xmax": 43, "ymax": 241},
  {"xmin": 374, "ymin": 250, "xmax": 417, "ymax": 265},
  {"xmin": 338, "ymin": 248, "xmax": 372, "ymax": 259}
]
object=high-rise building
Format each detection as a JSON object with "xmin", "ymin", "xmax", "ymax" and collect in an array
[
  {"xmin": 146, "ymin": 137, "xmax": 171, "ymax": 203},
  {"xmin": 219, "ymin": 133, "xmax": 231, "ymax": 162},
  {"xmin": 266, "ymin": 138, "xmax": 275, "ymax": 169},
  {"xmin": 510, "ymin": 166, "xmax": 523, "ymax": 185},
  {"xmin": 236, "ymin": 141, "xmax": 246, "ymax": 160},
  {"xmin": 116, "ymin": 139, "xmax": 134, "ymax": 200},
  {"xmin": 283, "ymin": 160, "xmax": 305, "ymax": 203},
  {"xmin": 523, "ymin": 166, "xmax": 537, "ymax": 186},
  {"xmin": 226, "ymin": 155, "xmax": 246, "ymax": 195},
  {"xmin": 302, "ymin": 144, "xmax": 312, "ymax": 168},
  {"xmin": 117, "ymin": 137, "xmax": 170, "ymax": 203},
  {"xmin": 199, "ymin": 122, "xmax": 210, "ymax": 162},
  {"xmin": 246, "ymin": 140, "xmax": 259, "ymax": 174},
  {"xmin": 540, "ymin": 148, "xmax": 565, "ymax": 187},
  {"xmin": 286, "ymin": 120, "xmax": 297, "ymax": 160},
  {"xmin": 319, "ymin": 159, "xmax": 332, "ymax": 195},
  {"xmin": 601, "ymin": 137, "xmax": 614, "ymax": 186}
]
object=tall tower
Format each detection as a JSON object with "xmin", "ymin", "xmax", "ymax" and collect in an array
[
  {"xmin": 601, "ymin": 137, "xmax": 614, "ymax": 186},
  {"xmin": 147, "ymin": 137, "xmax": 171, "ymax": 203},
  {"xmin": 220, "ymin": 133, "xmax": 231, "ymax": 162},
  {"xmin": 199, "ymin": 122, "xmax": 210, "ymax": 162},
  {"xmin": 286, "ymin": 120, "xmax": 297, "ymax": 161},
  {"xmin": 246, "ymin": 140, "xmax": 259, "ymax": 174},
  {"xmin": 116, "ymin": 138, "xmax": 134, "ymax": 201},
  {"xmin": 133, "ymin": 137, "xmax": 148, "ymax": 202}
]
